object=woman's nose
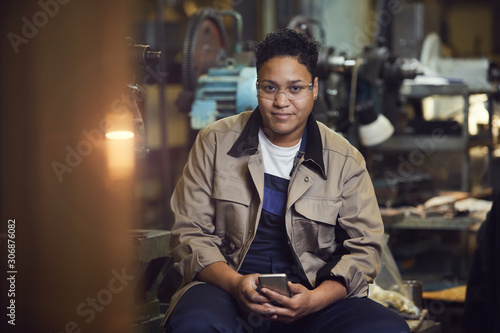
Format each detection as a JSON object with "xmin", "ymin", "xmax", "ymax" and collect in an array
[{"xmin": 274, "ymin": 91, "xmax": 290, "ymax": 106}]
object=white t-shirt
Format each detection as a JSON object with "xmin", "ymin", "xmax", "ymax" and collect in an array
[{"xmin": 258, "ymin": 128, "xmax": 301, "ymax": 180}]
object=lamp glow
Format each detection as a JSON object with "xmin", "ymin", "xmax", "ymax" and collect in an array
[
  {"xmin": 105, "ymin": 130, "xmax": 134, "ymax": 140},
  {"xmin": 105, "ymin": 110, "xmax": 135, "ymax": 179}
]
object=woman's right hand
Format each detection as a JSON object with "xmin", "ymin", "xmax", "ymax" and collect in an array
[
  {"xmin": 230, "ymin": 273, "xmax": 277, "ymax": 319},
  {"xmin": 197, "ymin": 263, "xmax": 277, "ymax": 318}
]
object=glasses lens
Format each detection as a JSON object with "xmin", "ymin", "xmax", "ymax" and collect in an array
[{"xmin": 257, "ymin": 82, "xmax": 312, "ymax": 101}]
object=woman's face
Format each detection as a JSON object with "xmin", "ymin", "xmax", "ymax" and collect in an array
[{"xmin": 257, "ymin": 56, "xmax": 318, "ymax": 147}]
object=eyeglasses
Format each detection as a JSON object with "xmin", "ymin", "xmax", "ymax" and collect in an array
[{"xmin": 256, "ymin": 81, "xmax": 313, "ymax": 101}]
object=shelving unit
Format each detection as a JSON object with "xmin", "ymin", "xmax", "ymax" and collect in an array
[{"xmin": 372, "ymin": 83, "xmax": 494, "ymax": 192}]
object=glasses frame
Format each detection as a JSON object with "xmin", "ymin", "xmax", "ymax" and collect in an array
[{"xmin": 256, "ymin": 81, "xmax": 314, "ymax": 101}]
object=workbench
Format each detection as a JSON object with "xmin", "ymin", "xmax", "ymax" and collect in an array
[
  {"xmin": 384, "ymin": 215, "xmax": 481, "ymax": 333},
  {"xmin": 384, "ymin": 215, "xmax": 480, "ymax": 286},
  {"xmin": 130, "ymin": 229, "xmax": 172, "ymax": 333}
]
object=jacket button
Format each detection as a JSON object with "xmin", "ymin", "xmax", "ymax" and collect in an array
[{"xmin": 304, "ymin": 176, "xmax": 310, "ymax": 182}]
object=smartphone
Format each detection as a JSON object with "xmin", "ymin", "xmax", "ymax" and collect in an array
[{"xmin": 258, "ymin": 273, "xmax": 290, "ymax": 297}]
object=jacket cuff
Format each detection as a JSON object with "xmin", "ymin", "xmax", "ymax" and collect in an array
[
  {"xmin": 316, "ymin": 256, "xmax": 370, "ymax": 298},
  {"xmin": 315, "ymin": 255, "xmax": 344, "ymax": 286},
  {"xmin": 175, "ymin": 246, "xmax": 227, "ymax": 285}
]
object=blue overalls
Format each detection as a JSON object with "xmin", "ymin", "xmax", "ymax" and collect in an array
[{"xmin": 238, "ymin": 128, "xmax": 309, "ymax": 287}]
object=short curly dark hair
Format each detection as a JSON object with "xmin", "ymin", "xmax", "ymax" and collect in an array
[{"xmin": 254, "ymin": 28, "xmax": 320, "ymax": 79}]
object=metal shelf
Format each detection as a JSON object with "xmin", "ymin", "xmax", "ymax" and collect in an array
[
  {"xmin": 375, "ymin": 134, "xmax": 493, "ymax": 152},
  {"xmin": 373, "ymin": 82, "xmax": 494, "ymax": 192},
  {"xmin": 400, "ymin": 83, "xmax": 470, "ymax": 98}
]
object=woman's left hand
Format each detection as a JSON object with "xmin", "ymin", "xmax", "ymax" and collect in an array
[{"xmin": 258, "ymin": 279, "xmax": 347, "ymax": 323}]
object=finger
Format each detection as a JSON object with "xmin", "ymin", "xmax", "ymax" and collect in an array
[
  {"xmin": 259, "ymin": 304, "xmax": 283, "ymax": 322},
  {"xmin": 287, "ymin": 281, "xmax": 303, "ymax": 295},
  {"xmin": 260, "ymin": 288, "xmax": 291, "ymax": 306},
  {"xmin": 248, "ymin": 302, "xmax": 277, "ymax": 317},
  {"xmin": 252, "ymin": 293, "xmax": 272, "ymax": 304},
  {"xmin": 268, "ymin": 314, "xmax": 278, "ymax": 321},
  {"xmin": 268, "ymin": 306, "xmax": 294, "ymax": 323},
  {"xmin": 247, "ymin": 288, "xmax": 273, "ymax": 303}
]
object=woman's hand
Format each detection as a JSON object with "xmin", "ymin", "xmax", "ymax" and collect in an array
[
  {"xmin": 197, "ymin": 262, "xmax": 346, "ymax": 323},
  {"xmin": 229, "ymin": 273, "xmax": 277, "ymax": 319},
  {"xmin": 258, "ymin": 282, "xmax": 313, "ymax": 323},
  {"xmin": 259, "ymin": 279, "xmax": 347, "ymax": 323},
  {"xmin": 197, "ymin": 263, "xmax": 278, "ymax": 319}
]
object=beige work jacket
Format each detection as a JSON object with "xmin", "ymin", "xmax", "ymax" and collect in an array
[{"xmin": 167, "ymin": 109, "xmax": 383, "ymax": 317}]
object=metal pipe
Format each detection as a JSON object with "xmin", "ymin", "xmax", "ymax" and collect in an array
[
  {"xmin": 221, "ymin": 10, "xmax": 243, "ymax": 54},
  {"xmin": 262, "ymin": 0, "xmax": 277, "ymax": 35}
]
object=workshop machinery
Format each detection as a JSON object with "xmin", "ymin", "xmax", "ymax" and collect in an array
[{"xmin": 176, "ymin": 8, "xmax": 417, "ymax": 146}]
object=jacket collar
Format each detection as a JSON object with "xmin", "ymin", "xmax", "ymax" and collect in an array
[{"xmin": 228, "ymin": 107, "xmax": 327, "ymax": 179}]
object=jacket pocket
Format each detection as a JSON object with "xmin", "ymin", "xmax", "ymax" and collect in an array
[
  {"xmin": 213, "ymin": 172, "xmax": 252, "ymax": 249},
  {"xmin": 213, "ymin": 172, "xmax": 252, "ymax": 205},
  {"xmin": 292, "ymin": 197, "xmax": 342, "ymax": 252}
]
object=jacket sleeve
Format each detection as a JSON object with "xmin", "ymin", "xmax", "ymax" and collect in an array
[
  {"xmin": 169, "ymin": 129, "xmax": 227, "ymax": 285},
  {"xmin": 317, "ymin": 157, "xmax": 384, "ymax": 298}
]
